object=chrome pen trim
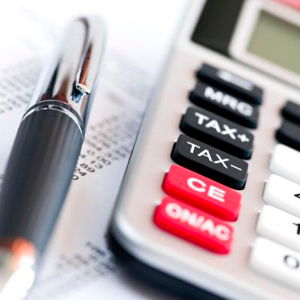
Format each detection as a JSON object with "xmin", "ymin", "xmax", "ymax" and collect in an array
[
  {"xmin": 28, "ymin": 17, "xmax": 106, "ymax": 127},
  {"xmin": 23, "ymin": 102, "xmax": 85, "ymax": 137}
]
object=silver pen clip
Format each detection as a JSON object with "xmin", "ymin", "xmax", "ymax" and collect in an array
[{"xmin": 26, "ymin": 16, "xmax": 106, "ymax": 130}]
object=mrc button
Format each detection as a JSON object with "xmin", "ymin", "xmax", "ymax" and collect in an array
[
  {"xmin": 162, "ymin": 165, "xmax": 241, "ymax": 221},
  {"xmin": 197, "ymin": 63, "xmax": 263, "ymax": 105},
  {"xmin": 171, "ymin": 134, "xmax": 248, "ymax": 190},
  {"xmin": 153, "ymin": 196, "xmax": 234, "ymax": 254},
  {"xmin": 180, "ymin": 107, "xmax": 254, "ymax": 159},
  {"xmin": 189, "ymin": 81, "xmax": 259, "ymax": 129}
]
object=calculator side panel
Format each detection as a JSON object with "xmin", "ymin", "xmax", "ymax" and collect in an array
[{"xmin": 112, "ymin": 1, "xmax": 300, "ymax": 300}]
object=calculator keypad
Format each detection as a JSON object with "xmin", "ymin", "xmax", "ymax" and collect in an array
[
  {"xmin": 153, "ymin": 63, "xmax": 262, "ymax": 255},
  {"xmin": 154, "ymin": 196, "xmax": 234, "ymax": 254},
  {"xmin": 180, "ymin": 107, "xmax": 254, "ymax": 159},
  {"xmin": 162, "ymin": 165, "xmax": 241, "ymax": 221},
  {"xmin": 250, "ymin": 98, "xmax": 300, "ymax": 289}
]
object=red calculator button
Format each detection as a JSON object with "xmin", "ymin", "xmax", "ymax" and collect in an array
[
  {"xmin": 162, "ymin": 165, "xmax": 241, "ymax": 221},
  {"xmin": 154, "ymin": 197, "xmax": 233, "ymax": 254}
]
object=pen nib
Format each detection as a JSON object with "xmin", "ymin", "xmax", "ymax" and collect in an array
[{"xmin": 0, "ymin": 239, "xmax": 36, "ymax": 300}]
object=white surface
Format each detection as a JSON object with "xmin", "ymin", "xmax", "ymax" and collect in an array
[
  {"xmin": 0, "ymin": 1, "xmax": 186, "ymax": 299},
  {"xmin": 263, "ymin": 174, "xmax": 300, "ymax": 217},
  {"xmin": 229, "ymin": 0, "xmax": 300, "ymax": 88},
  {"xmin": 269, "ymin": 144, "xmax": 300, "ymax": 184},
  {"xmin": 250, "ymin": 237, "xmax": 300, "ymax": 291},
  {"xmin": 257, "ymin": 205, "xmax": 300, "ymax": 252}
]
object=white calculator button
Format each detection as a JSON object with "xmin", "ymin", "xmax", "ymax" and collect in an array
[
  {"xmin": 263, "ymin": 174, "xmax": 300, "ymax": 218},
  {"xmin": 257, "ymin": 205, "xmax": 300, "ymax": 252},
  {"xmin": 250, "ymin": 237, "xmax": 300, "ymax": 291},
  {"xmin": 269, "ymin": 144, "xmax": 300, "ymax": 184}
]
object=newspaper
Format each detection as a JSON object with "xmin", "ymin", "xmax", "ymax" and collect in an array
[{"xmin": 0, "ymin": 0, "xmax": 186, "ymax": 299}]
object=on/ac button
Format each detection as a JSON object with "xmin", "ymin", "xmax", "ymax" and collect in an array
[{"xmin": 153, "ymin": 196, "xmax": 234, "ymax": 254}]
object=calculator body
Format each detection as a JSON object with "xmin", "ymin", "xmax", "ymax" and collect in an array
[{"xmin": 111, "ymin": 1, "xmax": 300, "ymax": 299}]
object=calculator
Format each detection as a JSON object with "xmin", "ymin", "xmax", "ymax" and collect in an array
[{"xmin": 111, "ymin": 0, "xmax": 300, "ymax": 299}]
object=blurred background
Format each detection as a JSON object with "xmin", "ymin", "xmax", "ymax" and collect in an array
[{"xmin": 0, "ymin": 0, "xmax": 299, "ymax": 299}]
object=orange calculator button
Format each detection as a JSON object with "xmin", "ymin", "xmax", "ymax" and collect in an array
[{"xmin": 162, "ymin": 165, "xmax": 241, "ymax": 221}]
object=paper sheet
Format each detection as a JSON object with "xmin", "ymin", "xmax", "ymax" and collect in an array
[{"xmin": 0, "ymin": 0, "xmax": 186, "ymax": 299}]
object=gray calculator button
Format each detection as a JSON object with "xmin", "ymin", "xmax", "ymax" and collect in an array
[
  {"xmin": 269, "ymin": 144, "xmax": 300, "ymax": 185},
  {"xmin": 250, "ymin": 237, "xmax": 300, "ymax": 291},
  {"xmin": 197, "ymin": 63, "xmax": 263, "ymax": 105},
  {"xmin": 171, "ymin": 134, "xmax": 248, "ymax": 190},
  {"xmin": 282, "ymin": 100, "xmax": 300, "ymax": 125},
  {"xmin": 276, "ymin": 120, "xmax": 300, "ymax": 151},
  {"xmin": 263, "ymin": 174, "xmax": 300, "ymax": 218},
  {"xmin": 180, "ymin": 107, "xmax": 254, "ymax": 159},
  {"xmin": 257, "ymin": 205, "xmax": 300, "ymax": 252},
  {"xmin": 189, "ymin": 82, "xmax": 259, "ymax": 128}
]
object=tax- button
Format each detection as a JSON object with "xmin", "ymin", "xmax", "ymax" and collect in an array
[
  {"xmin": 269, "ymin": 144, "xmax": 300, "ymax": 185},
  {"xmin": 153, "ymin": 196, "xmax": 234, "ymax": 254},
  {"xmin": 180, "ymin": 107, "xmax": 254, "ymax": 159},
  {"xmin": 250, "ymin": 237, "xmax": 300, "ymax": 291},
  {"xmin": 257, "ymin": 205, "xmax": 300, "ymax": 252},
  {"xmin": 171, "ymin": 134, "xmax": 248, "ymax": 190},
  {"xmin": 162, "ymin": 165, "xmax": 241, "ymax": 221},
  {"xmin": 263, "ymin": 174, "xmax": 300, "ymax": 218}
]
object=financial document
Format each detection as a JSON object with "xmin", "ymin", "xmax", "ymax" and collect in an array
[{"xmin": 0, "ymin": 0, "xmax": 186, "ymax": 299}]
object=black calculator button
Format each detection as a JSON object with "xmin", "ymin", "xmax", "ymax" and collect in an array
[
  {"xmin": 171, "ymin": 134, "xmax": 248, "ymax": 190},
  {"xmin": 180, "ymin": 107, "xmax": 254, "ymax": 159},
  {"xmin": 197, "ymin": 63, "xmax": 263, "ymax": 105},
  {"xmin": 276, "ymin": 120, "xmax": 300, "ymax": 151},
  {"xmin": 189, "ymin": 82, "xmax": 259, "ymax": 129},
  {"xmin": 282, "ymin": 100, "xmax": 300, "ymax": 125}
]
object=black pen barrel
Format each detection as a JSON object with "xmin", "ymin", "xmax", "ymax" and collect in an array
[{"xmin": 0, "ymin": 108, "xmax": 83, "ymax": 255}]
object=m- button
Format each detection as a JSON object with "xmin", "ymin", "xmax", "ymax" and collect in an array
[{"xmin": 162, "ymin": 165, "xmax": 241, "ymax": 221}]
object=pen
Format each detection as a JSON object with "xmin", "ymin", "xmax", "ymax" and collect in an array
[{"xmin": 0, "ymin": 16, "xmax": 105, "ymax": 299}]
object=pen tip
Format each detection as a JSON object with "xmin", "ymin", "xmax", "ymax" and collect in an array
[{"xmin": 0, "ymin": 238, "xmax": 36, "ymax": 300}]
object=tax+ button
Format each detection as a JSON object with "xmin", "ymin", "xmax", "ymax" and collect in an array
[{"xmin": 180, "ymin": 107, "xmax": 253, "ymax": 159}]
